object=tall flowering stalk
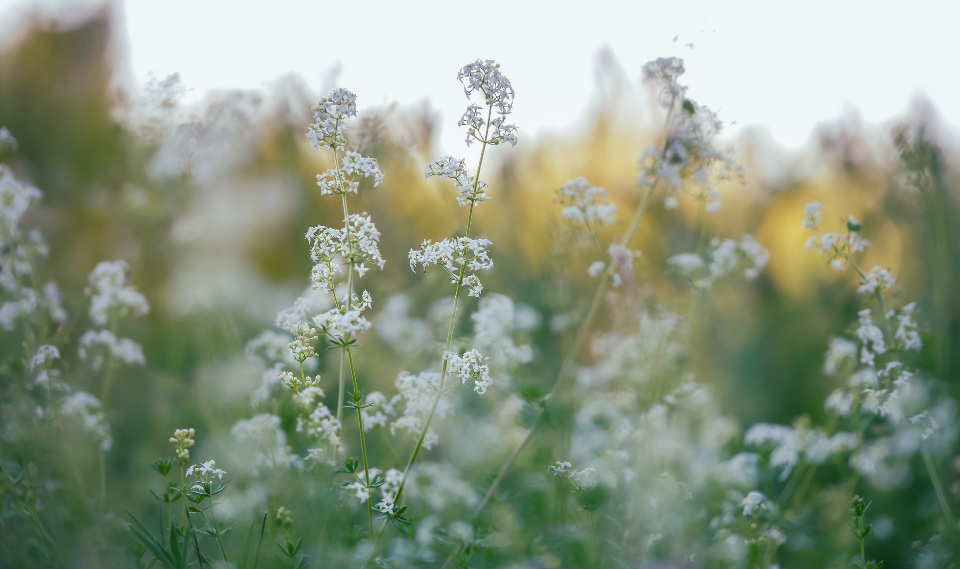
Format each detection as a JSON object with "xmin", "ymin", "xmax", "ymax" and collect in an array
[
  {"xmin": 471, "ymin": 57, "xmax": 693, "ymax": 516},
  {"xmin": 301, "ymin": 88, "xmax": 386, "ymax": 536},
  {"xmin": 370, "ymin": 60, "xmax": 517, "ymax": 542}
]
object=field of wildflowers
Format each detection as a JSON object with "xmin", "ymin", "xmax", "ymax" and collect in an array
[{"xmin": 2, "ymin": 12, "xmax": 960, "ymax": 569}]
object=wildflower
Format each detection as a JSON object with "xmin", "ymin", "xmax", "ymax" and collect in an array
[
  {"xmin": 232, "ymin": 414, "xmax": 302, "ymax": 473},
  {"xmin": 802, "ymin": 201, "xmax": 824, "ymax": 230},
  {"xmin": 548, "ymin": 461, "xmax": 572, "ymax": 476},
  {"xmin": 569, "ymin": 467, "xmax": 598, "ymax": 489},
  {"xmin": 641, "ymin": 57, "xmax": 687, "ymax": 108},
  {"xmin": 312, "ymin": 290, "xmax": 375, "ymax": 339},
  {"xmin": 170, "ymin": 428, "xmax": 196, "ymax": 462},
  {"xmin": 306, "ymin": 88, "xmax": 357, "ymax": 151},
  {"xmin": 0, "ymin": 126, "xmax": 17, "ymax": 152},
  {"xmin": 445, "ymin": 349, "xmax": 492, "ymax": 394},
  {"xmin": 893, "ymin": 302, "xmax": 922, "ymax": 351},
  {"xmin": 77, "ymin": 330, "xmax": 146, "ymax": 367},
  {"xmin": 857, "ymin": 266, "xmax": 895, "ymax": 295},
  {"xmin": 739, "ymin": 491, "xmax": 766, "ymax": 516},
  {"xmin": 425, "ymin": 156, "xmax": 490, "ymax": 206},
  {"xmin": 458, "ymin": 59, "xmax": 515, "ymax": 116},
  {"xmin": 823, "ymin": 336, "xmax": 858, "ymax": 376},
  {"xmin": 607, "ymin": 243, "xmax": 640, "ymax": 287},
  {"xmin": 86, "ymin": 260, "xmax": 150, "ymax": 326},
  {"xmin": 345, "ymin": 481, "xmax": 369, "ymax": 503},
  {"xmin": 289, "ymin": 323, "xmax": 318, "ymax": 363},
  {"xmin": 276, "ymin": 506, "xmax": 293, "ymax": 527},
  {"xmin": 555, "ymin": 177, "xmax": 618, "ymax": 227},
  {"xmin": 0, "ymin": 164, "xmax": 42, "ymax": 247},
  {"xmin": 409, "ymin": 237, "xmax": 493, "ymax": 296},
  {"xmin": 374, "ymin": 497, "xmax": 395, "ymax": 515},
  {"xmin": 63, "ymin": 392, "xmax": 112, "ymax": 451},
  {"xmin": 855, "ymin": 309, "xmax": 886, "ymax": 366},
  {"xmin": 30, "ymin": 344, "xmax": 60, "ymax": 370}
]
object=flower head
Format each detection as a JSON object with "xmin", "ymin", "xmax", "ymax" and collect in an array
[{"xmin": 307, "ymin": 88, "xmax": 357, "ymax": 150}]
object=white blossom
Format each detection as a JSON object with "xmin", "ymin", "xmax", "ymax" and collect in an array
[
  {"xmin": 86, "ymin": 260, "xmax": 150, "ymax": 326},
  {"xmin": 78, "ymin": 330, "xmax": 146, "ymax": 367},
  {"xmin": 445, "ymin": 349, "xmax": 492, "ymax": 394},
  {"xmin": 306, "ymin": 88, "xmax": 356, "ymax": 150}
]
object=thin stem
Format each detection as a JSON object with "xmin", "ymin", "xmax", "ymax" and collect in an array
[
  {"xmin": 209, "ymin": 497, "xmax": 229, "ymax": 562},
  {"xmin": 346, "ymin": 347, "xmax": 374, "ymax": 537},
  {"xmin": 370, "ymin": 105, "xmax": 495, "ymax": 555},
  {"xmin": 179, "ymin": 463, "xmax": 189, "ymax": 532},
  {"xmin": 921, "ymin": 447, "xmax": 955, "ymax": 528},
  {"xmin": 469, "ymin": 99, "xmax": 677, "ymax": 519}
]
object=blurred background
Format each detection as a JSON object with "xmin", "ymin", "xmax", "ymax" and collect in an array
[{"xmin": 1, "ymin": 0, "xmax": 960, "ymax": 567}]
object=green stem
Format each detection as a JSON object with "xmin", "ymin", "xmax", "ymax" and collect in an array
[
  {"xmin": 208, "ymin": 495, "xmax": 229, "ymax": 562},
  {"xmin": 469, "ymin": 98, "xmax": 677, "ymax": 518},
  {"xmin": 180, "ymin": 464, "xmax": 189, "ymax": 532},
  {"xmin": 370, "ymin": 105, "xmax": 495, "ymax": 555},
  {"xmin": 346, "ymin": 347, "xmax": 374, "ymax": 537}
]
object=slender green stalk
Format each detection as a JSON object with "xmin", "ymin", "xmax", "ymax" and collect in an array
[
  {"xmin": 368, "ymin": 105, "xmax": 495, "ymax": 556},
  {"xmin": 208, "ymin": 496, "xmax": 229, "ymax": 562},
  {"xmin": 179, "ymin": 463, "xmax": 189, "ymax": 532},
  {"xmin": 470, "ymin": 99, "xmax": 677, "ymax": 516},
  {"xmin": 847, "ymin": 258, "xmax": 954, "ymax": 527},
  {"xmin": 325, "ymin": 142, "xmax": 375, "ymax": 535}
]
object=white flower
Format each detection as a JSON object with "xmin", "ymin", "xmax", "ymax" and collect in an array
[
  {"xmin": 345, "ymin": 481, "xmax": 369, "ymax": 503},
  {"xmin": 306, "ymin": 88, "xmax": 356, "ymax": 150},
  {"xmin": 569, "ymin": 467, "xmax": 598, "ymax": 489},
  {"xmin": 548, "ymin": 461, "xmax": 572, "ymax": 476},
  {"xmin": 824, "ymin": 336, "xmax": 858, "ymax": 376},
  {"xmin": 825, "ymin": 389, "xmax": 854, "ymax": 416},
  {"xmin": 802, "ymin": 201, "xmax": 824, "ymax": 230},
  {"xmin": 739, "ymin": 491, "xmax": 766, "ymax": 516},
  {"xmin": 78, "ymin": 330, "xmax": 146, "ymax": 367},
  {"xmin": 30, "ymin": 344, "xmax": 60, "ymax": 370},
  {"xmin": 857, "ymin": 266, "xmax": 895, "ymax": 295},
  {"xmin": 556, "ymin": 177, "xmax": 618, "ymax": 227},
  {"xmin": 458, "ymin": 59, "xmax": 515, "ymax": 116},
  {"xmin": 63, "ymin": 392, "xmax": 112, "ymax": 451},
  {"xmin": 641, "ymin": 57, "xmax": 687, "ymax": 108},
  {"xmin": 587, "ymin": 261, "xmax": 605, "ymax": 278},
  {"xmin": 306, "ymin": 214, "xmax": 384, "ymax": 291},
  {"xmin": 445, "ymin": 349, "xmax": 493, "ymax": 395},
  {"xmin": 409, "ymin": 237, "xmax": 493, "ymax": 295},
  {"xmin": 425, "ymin": 156, "xmax": 490, "ymax": 206},
  {"xmin": 86, "ymin": 260, "xmax": 150, "ymax": 326},
  {"xmin": 0, "ymin": 127, "xmax": 17, "ymax": 152},
  {"xmin": 232, "ymin": 414, "xmax": 302, "ymax": 473}
]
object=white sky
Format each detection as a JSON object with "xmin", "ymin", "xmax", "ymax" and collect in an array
[{"xmin": 3, "ymin": 0, "xmax": 960, "ymax": 153}]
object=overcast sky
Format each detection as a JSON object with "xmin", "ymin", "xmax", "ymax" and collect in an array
[{"xmin": 3, "ymin": 0, "xmax": 959, "ymax": 154}]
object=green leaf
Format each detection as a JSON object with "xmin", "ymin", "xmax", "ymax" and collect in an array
[
  {"xmin": 295, "ymin": 553, "xmax": 310, "ymax": 569},
  {"xmin": 682, "ymin": 99, "xmax": 696, "ymax": 114},
  {"xmin": 125, "ymin": 511, "xmax": 177, "ymax": 569}
]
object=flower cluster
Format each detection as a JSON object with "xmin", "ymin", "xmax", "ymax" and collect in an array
[
  {"xmin": 641, "ymin": 57, "xmax": 687, "ymax": 108},
  {"xmin": 306, "ymin": 88, "xmax": 357, "ymax": 150},
  {"xmin": 312, "ymin": 290, "xmax": 374, "ymax": 339},
  {"xmin": 555, "ymin": 177, "xmax": 618, "ymax": 228},
  {"xmin": 803, "ymin": 203, "xmax": 871, "ymax": 272},
  {"xmin": 667, "ymin": 235, "xmax": 769, "ymax": 289},
  {"xmin": 408, "ymin": 237, "xmax": 493, "ymax": 297},
  {"xmin": 316, "ymin": 151, "xmax": 384, "ymax": 195},
  {"xmin": 170, "ymin": 427, "xmax": 196, "ymax": 462},
  {"xmin": 306, "ymin": 213, "xmax": 385, "ymax": 291},
  {"xmin": 444, "ymin": 349, "xmax": 492, "ymax": 394},
  {"xmin": 77, "ymin": 329, "xmax": 146, "ymax": 367},
  {"xmin": 425, "ymin": 156, "xmax": 490, "ymax": 206},
  {"xmin": 456, "ymin": 60, "xmax": 517, "ymax": 147},
  {"xmin": 63, "ymin": 391, "xmax": 112, "ymax": 451},
  {"xmin": 86, "ymin": 260, "xmax": 150, "ymax": 326}
]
